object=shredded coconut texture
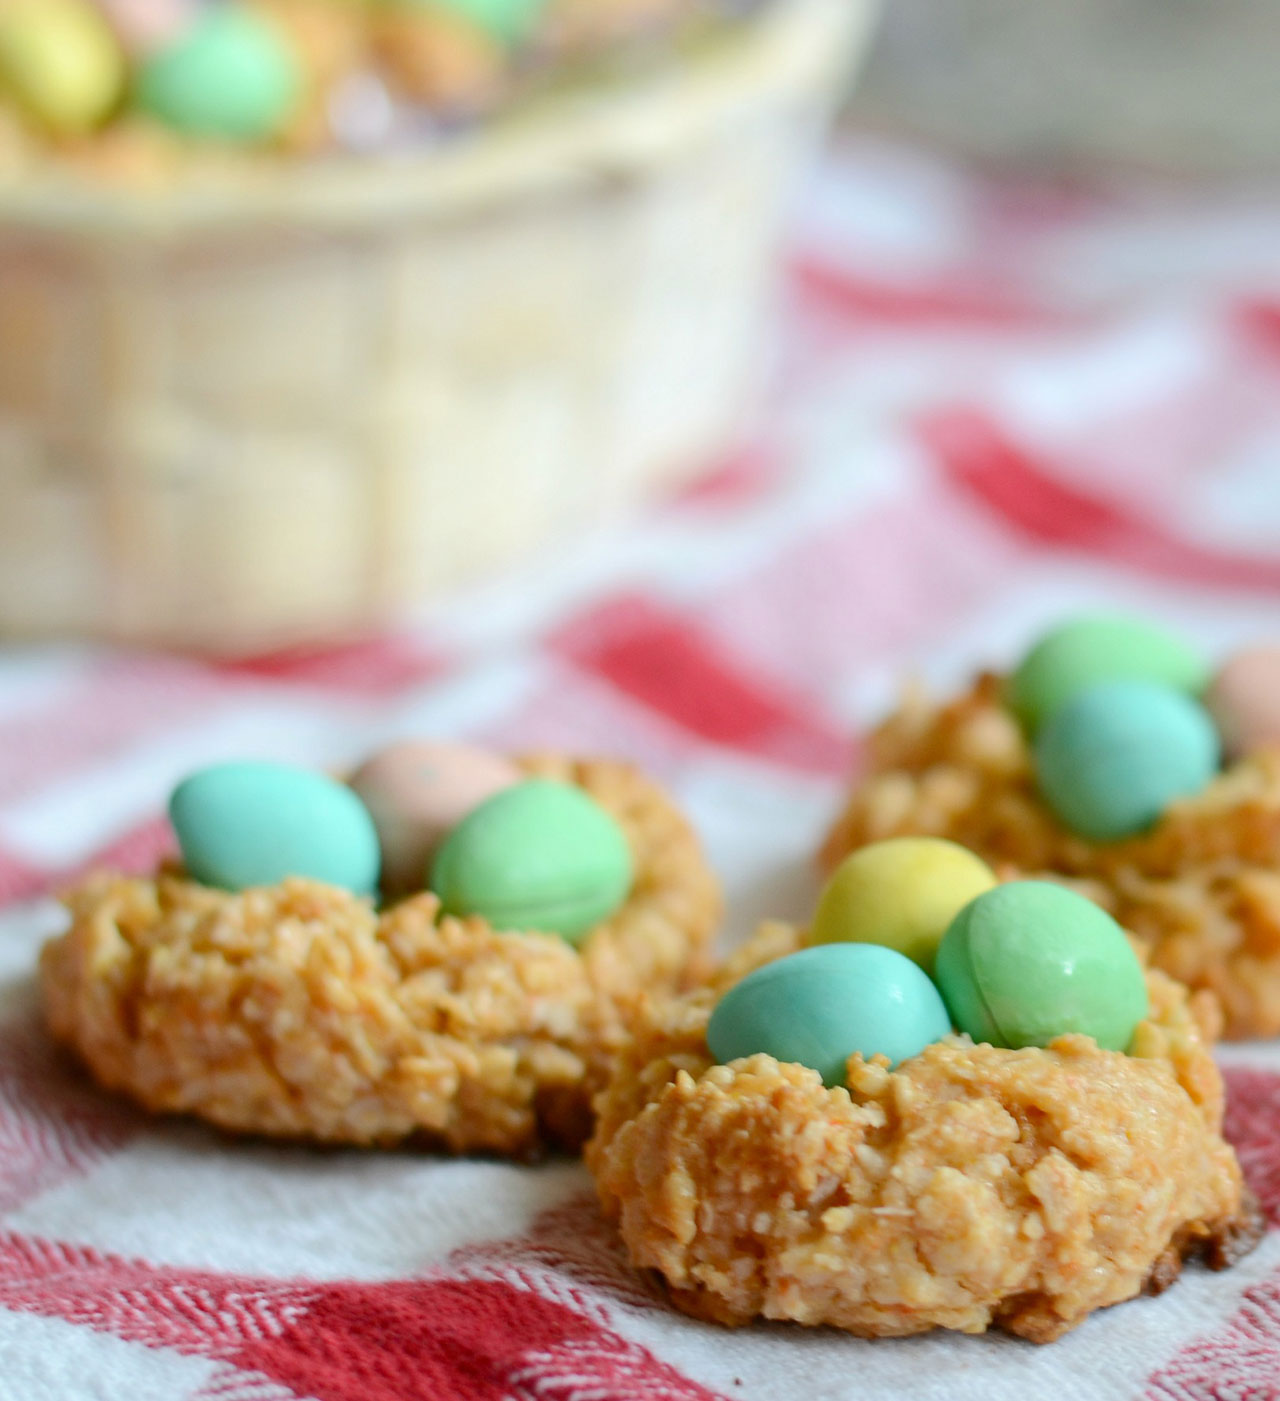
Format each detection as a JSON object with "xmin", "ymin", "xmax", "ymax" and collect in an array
[
  {"xmin": 41, "ymin": 756, "xmax": 720, "ymax": 1156},
  {"xmin": 589, "ymin": 923, "xmax": 1258, "ymax": 1342},
  {"xmin": 821, "ymin": 673, "xmax": 1280, "ymax": 1039}
]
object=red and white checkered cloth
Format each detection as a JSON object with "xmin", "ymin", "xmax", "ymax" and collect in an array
[{"xmin": 4, "ymin": 137, "xmax": 1280, "ymax": 1401}]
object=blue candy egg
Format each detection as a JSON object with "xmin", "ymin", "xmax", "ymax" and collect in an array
[
  {"xmin": 1034, "ymin": 681, "xmax": 1220, "ymax": 842},
  {"xmin": 706, "ymin": 944, "xmax": 953, "ymax": 1087},
  {"xmin": 170, "ymin": 761, "xmax": 381, "ymax": 895}
]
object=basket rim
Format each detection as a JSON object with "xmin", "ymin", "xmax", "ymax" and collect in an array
[{"xmin": 0, "ymin": 0, "xmax": 873, "ymax": 238}]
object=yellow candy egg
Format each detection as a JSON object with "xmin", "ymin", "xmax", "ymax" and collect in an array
[
  {"xmin": 0, "ymin": 0, "xmax": 125, "ymax": 136},
  {"xmin": 810, "ymin": 837, "xmax": 998, "ymax": 974}
]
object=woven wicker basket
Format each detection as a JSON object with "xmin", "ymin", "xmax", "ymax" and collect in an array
[{"xmin": 0, "ymin": 0, "xmax": 873, "ymax": 652}]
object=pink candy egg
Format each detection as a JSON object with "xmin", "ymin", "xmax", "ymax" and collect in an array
[
  {"xmin": 350, "ymin": 741, "xmax": 521, "ymax": 897},
  {"xmin": 98, "ymin": 0, "xmax": 194, "ymax": 54},
  {"xmin": 1204, "ymin": 646, "xmax": 1280, "ymax": 760}
]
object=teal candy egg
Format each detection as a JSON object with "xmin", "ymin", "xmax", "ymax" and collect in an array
[
  {"xmin": 934, "ymin": 881, "xmax": 1148, "ymax": 1052},
  {"xmin": 1007, "ymin": 614, "xmax": 1207, "ymax": 734},
  {"xmin": 1035, "ymin": 680, "xmax": 1219, "ymax": 841},
  {"xmin": 429, "ymin": 779, "xmax": 633, "ymax": 945},
  {"xmin": 706, "ymin": 944, "xmax": 953, "ymax": 1087},
  {"xmin": 137, "ymin": 7, "xmax": 301, "ymax": 141},
  {"xmin": 170, "ymin": 762, "xmax": 380, "ymax": 895}
]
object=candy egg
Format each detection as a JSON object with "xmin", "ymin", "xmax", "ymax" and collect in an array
[
  {"xmin": 706, "ymin": 944, "xmax": 952, "ymax": 1087},
  {"xmin": 171, "ymin": 761, "xmax": 380, "ymax": 895},
  {"xmin": 933, "ymin": 881, "xmax": 1148, "ymax": 1052},
  {"xmin": 137, "ymin": 6, "xmax": 302, "ymax": 142},
  {"xmin": 1007, "ymin": 614, "xmax": 1207, "ymax": 734},
  {"xmin": 97, "ymin": 0, "xmax": 194, "ymax": 55},
  {"xmin": 1205, "ymin": 645, "xmax": 1280, "ymax": 760},
  {"xmin": 433, "ymin": 0, "xmax": 549, "ymax": 44},
  {"xmin": 0, "ymin": 0, "xmax": 125, "ymax": 136},
  {"xmin": 349, "ymin": 741, "xmax": 520, "ymax": 896},
  {"xmin": 810, "ymin": 837, "xmax": 997, "ymax": 973},
  {"xmin": 429, "ymin": 779, "xmax": 632, "ymax": 944},
  {"xmin": 1034, "ymin": 680, "xmax": 1219, "ymax": 841}
]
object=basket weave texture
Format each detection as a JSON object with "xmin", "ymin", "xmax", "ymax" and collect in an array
[{"xmin": 0, "ymin": 0, "xmax": 873, "ymax": 651}]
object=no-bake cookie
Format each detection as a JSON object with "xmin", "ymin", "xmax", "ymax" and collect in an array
[
  {"xmin": 589, "ymin": 918, "xmax": 1260, "ymax": 1342},
  {"xmin": 824, "ymin": 619, "xmax": 1280, "ymax": 1039},
  {"xmin": 41, "ymin": 751, "xmax": 720, "ymax": 1156}
]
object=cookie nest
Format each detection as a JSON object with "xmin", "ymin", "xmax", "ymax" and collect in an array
[
  {"xmin": 588, "ymin": 924, "xmax": 1258, "ymax": 1342},
  {"xmin": 41, "ymin": 756, "xmax": 720, "ymax": 1156},
  {"xmin": 821, "ymin": 673, "xmax": 1280, "ymax": 1040}
]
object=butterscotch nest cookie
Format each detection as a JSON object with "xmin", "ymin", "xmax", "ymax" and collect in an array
[
  {"xmin": 588, "ymin": 924, "xmax": 1260, "ymax": 1342},
  {"xmin": 41, "ymin": 757, "xmax": 719, "ymax": 1157},
  {"xmin": 822, "ymin": 674, "xmax": 1280, "ymax": 1040}
]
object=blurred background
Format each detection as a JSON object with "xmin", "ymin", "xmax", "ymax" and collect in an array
[
  {"xmin": 0, "ymin": 0, "xmax": 1278, "ymax": 925},
  {"xmin": 0, "ymin": 0, "xmax": 1277, "ymax": 656},
  {"xmin": 857, "ymin": 0, "xmax": 1280, "ymax": 172},
  {"xmin": 4, "ymin": 10, "xmax": 1280, "ymax": 1395}
]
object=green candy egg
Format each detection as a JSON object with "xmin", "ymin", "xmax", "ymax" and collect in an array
[
  {"xmin": 170, "ymin": 761, "xmax": 381, "ymax": 895},
  {"xmin": 706, "ymin": 944, "xmax": 953, "ymax": 1087},
  {"xmin": 0, "ymin": 0, "xmax": 125, "ymax": 136},
  {"xmin": 810, "ymin": 837, "xmax": 997, "ymax": 974},
  {"xmin": 1035, "ymin": 680, "xmax": 1219, "ymax": 842},
  {"xmin": 395, "ymin": 0, "xmax": 547, "ymax": 45},
  {"xmin": 1007, "ymin": 614, "xmax": 1208, "ymax": 734},
  {"xmin": 137, "ymin": 7, "xmax": 301, "ymax": 142},
  {"xmin": 429, "ymin": 779, "xmax": 632, "ymax": 945},
  {"xmin": 934, "ymin": 881, "xmax": 1148, "ymax": 1052}
]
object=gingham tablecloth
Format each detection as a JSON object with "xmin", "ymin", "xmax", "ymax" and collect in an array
[{"xmin": 4, "ymin": 138, "xmax": 1280, "ymax": 1401}]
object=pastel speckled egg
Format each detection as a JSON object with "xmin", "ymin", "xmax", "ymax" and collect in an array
[
  {"xmin": 810, "ymin": 837, "xmax": 997, "ymax": 974},
  {"xmin": 171, "ymin": 761, "xmax": 381, "ymax": 895},
  {"xmin": 0, "ymin": 0, "xmax": 125, "ymax": 135},
  {"xmin": 1205, "ymin": 645, "xmax": 1280, "ymax": 760},
  {"xmin": 1007, "ymin": 614, "xmax": 1208, "ymax": 734},
  {"xmin": 137, "ymin": 7, "xmax": 302, "ymax": 141},
  {"xmin": 349, "ymin": 741, "xmax": 520, "ymax": 896},
  {"xmin": 707, "ymin": 944, "xmax": 952, "ymax": 1086},
  {"xmin": 429, "ymin": 779, "xmax": 632, "ymax": 945},
  {"xmin": 933, "ymin": 881, "xmax": 1148, "ymax": 1052},
  {"xmin": 1034, "ymin": 680, "xmax": 1219, "ymax": 842}
]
